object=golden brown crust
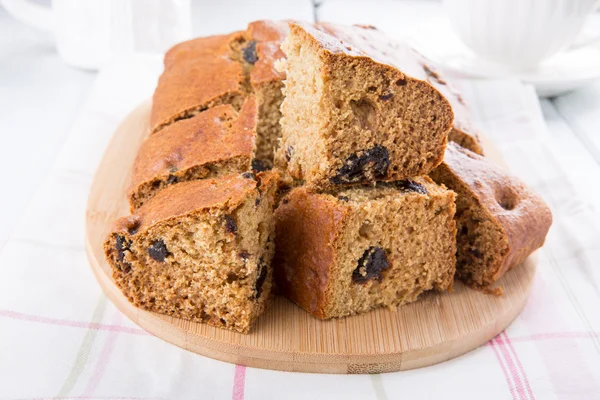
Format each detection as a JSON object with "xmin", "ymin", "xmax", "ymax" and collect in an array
[
  {"xmin": 150, "ymin": 57, "xmax": 246, "ymax": 134},
  {"xmin": 163, "ymin": 31, "xmax": 244, "ymax": 69},
  {"xmin": 113, "ymin": 174, "xmax": 260, "ymax": 236},
  {"xmin": 273, "ymin": 187, "xmax": 348, "ymax": 318},
  {"xmin": 436, "ymin": 143, "xmax": 552, "ymax": 285},
  {"xmin": 128, "ymin": 97, "xmax": 258, "ymax": 210}
]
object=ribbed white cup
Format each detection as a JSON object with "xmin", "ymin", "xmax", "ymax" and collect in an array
[{"xmin": 443, "ymin": 0, "xmax": 599, "ymax": 70}]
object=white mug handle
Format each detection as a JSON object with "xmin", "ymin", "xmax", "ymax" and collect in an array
[{"xmin": 1, "ymin": 0, "xmax": 53, "ymax": 32}]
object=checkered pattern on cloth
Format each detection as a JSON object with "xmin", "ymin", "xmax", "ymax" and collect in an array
[{"xmin": 0, "ymin": 56, "xmax": 598, "ymax": 400}]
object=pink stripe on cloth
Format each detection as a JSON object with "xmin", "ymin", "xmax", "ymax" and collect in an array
[
  {"xmin": 0, "ymin": 309, "xmax": 148, "ymax": 335},
  {"xmin": 232, "ymin": 365, "xmax": 246, "ymax": 400},
  {"xmin": 502, "ymin": 332, "xmax": 535, "ymax": 400},
  {"xmin": 81, "ymin": 312, "xmax": 123, "ymax": 396},
  {"xmin": 510, "ymin": 331, "xmax": 600, "ymax": 342},
  {"xmin": 495, "ymin": 335, "xmax": 528, "ymax": 400},
  {"xmin": 489, "ymin": 339, "xmax": 518, "ymax": 400}
]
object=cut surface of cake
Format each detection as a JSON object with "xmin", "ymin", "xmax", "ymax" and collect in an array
[
  {"xmin": 318, "ymin": 22, "xmax": 485, "ymax": 156},
  {"xmin": 273, "ymin": 177, "xmax": 456, "ymax": 319},
  {"xmin": 243, "ymin": 21, "xmax": 289, "ymax": 166},
  {"xmin": 128, "ymin": 97, "xmax": 258, "ymax": 210},
  {"xmin": 104, "ymin": 172, "xmax": 278, "ymax": 333},
  {"xmin": 430, "ymin": 143, "xmax": 552, "ymax": 290},
  {"xmin": 275, "ymin": 22, "xmax": 454, "ymax": 189}
]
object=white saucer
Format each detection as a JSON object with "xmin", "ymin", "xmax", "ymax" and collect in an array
[{"xmin": 408, "ymin": 14, "xmax": 600, "ymax": 98}]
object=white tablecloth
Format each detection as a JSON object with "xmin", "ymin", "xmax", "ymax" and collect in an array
[{"xmin": 1, "ymin": 53, "xmax": 599, "ymax": 399}]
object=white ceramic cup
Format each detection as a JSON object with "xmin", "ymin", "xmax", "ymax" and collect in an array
[
  {"xmin": 1, "ymin": 0, "xmax": 192, "ymax": 70},
  {"xmin": 442, "ymin": 0, "xmax": 600, "ymax": 70}
]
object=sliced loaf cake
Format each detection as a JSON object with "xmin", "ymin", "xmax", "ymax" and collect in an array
[{"xmin": 430, "ymin": 143, "xmax": 552, "ymax": 290}]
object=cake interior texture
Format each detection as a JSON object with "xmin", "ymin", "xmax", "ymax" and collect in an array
[
  {"xmin": 429, "ymin": 143, "xmax": 552, "ymax": 289},
  {"xmin": 276, "ymin": 23, "xmax": 454, "ymax": 187},
  {"xmin": 448, "ymin": 171, "xmax": 509, "ymax": 287},
  {"xmin": 106, "ymin": 175, "xmax": 277, "ymax": 333},
  {"xmin": 274, "ymin": 177, "xmax": 456, "ymax": 319}
]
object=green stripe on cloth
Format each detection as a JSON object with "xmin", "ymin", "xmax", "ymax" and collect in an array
[
  {"xmin": 370, "ymin": 374, "xmax": 389, "ymax": 400},
  {"xmin": 55, "ymin": 294, "xmax": 108, "ymax": 397}
]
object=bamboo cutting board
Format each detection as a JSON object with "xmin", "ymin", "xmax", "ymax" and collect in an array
[{"xmin": 85, "ymin": 99, "xmax": 537, "ymax": 374}]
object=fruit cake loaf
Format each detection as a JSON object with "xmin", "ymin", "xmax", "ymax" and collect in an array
[
  {"xmin": 430, "ymin": 143, "xmax": 552, "ymax": 290},
  {"xmin": 275, "ymin": 22, "xmax": 454, "ymax": 189},
  {"xmin": 104, "ymin": 172, "xmax": 278, "ymax": 333},
  {"xmin": 128, "ymin": 97, "xmax": 258, "ymax": 210},
  {"xmin": 273, "ymin": 177, "xmax": 456, "ymax": 319}
]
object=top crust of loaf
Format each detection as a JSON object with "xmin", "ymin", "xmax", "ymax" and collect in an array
[
  {"xmin": 128, "ymin": 97, "xmax": 258, "ymax": 205},
  {"xmin": 293, "ymin": 22, "xmax": 432, "ymax": 81},
  {"xmin": 439, "ymin": 143, "xmax": 552, "ymax": 281},
  {"xmin": 163, "ymin": 31, "xmax": 243, "ymax": 69},
  {"xmin": 114, "ymin": 172, "xmax": 278, "ymax": 237},
  {"xmin": 151, "ymin": 53, "xmax": 246, "ymax": 134}
]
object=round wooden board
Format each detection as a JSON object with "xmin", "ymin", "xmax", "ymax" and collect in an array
[{"xmin": 85, "ymin": 100, "xmax": 537, "ymax": 374}]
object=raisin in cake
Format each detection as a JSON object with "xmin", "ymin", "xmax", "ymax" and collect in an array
[
  {"xmin": 273, "ymin": 177, "xmax": 456, "ymax": 319},
  {"xmin": 274, "ymin": 22, "xmax": 454, "ymax": 189},
  {"xmin": 430, "ymin": 143, "xmax": 552, "ymax": 290},
  {"xmin": 104, "ymin": 172, "xmax": 278, "ymax": 333},
  {"xmin": 129, "ymin": 97, "xmax": 258, "ymax": 210}
]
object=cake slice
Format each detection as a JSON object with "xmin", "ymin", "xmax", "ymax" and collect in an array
[
  {"xmin": 275, "ymin": 22, "xmax": 454, "ymax": 189},
  {"xmin": 129, "ymin": 97, "xmax": 258, "ymax": 210},
  {"xmin": 273, "ymin": 177, "xmax": 456, "ymax": 319},
  {"xmin": 430, "ymin": 143, "xmax": 552, "ymax": 290},
  {"xmin": 104, "ymin": 172, "xmax": 278, "ymax": 333}
]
